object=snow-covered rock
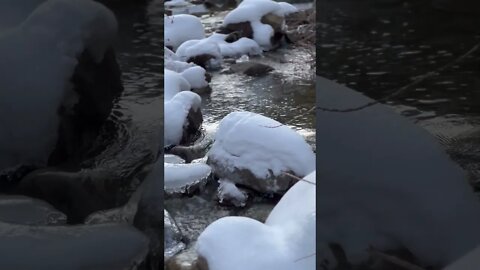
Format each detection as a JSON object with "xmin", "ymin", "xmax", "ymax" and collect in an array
[
  {"xmin": 207, "ymin": 111, "xmax": 315, "ymax": 194},
  {"xmin": 165, "ymin": 91, "xmax": 203, "ymax": 146},
  {"xmin": 316, "ymin": 76, "xmax": 480, "ymax": 268},
  {"xmin": 196, "ymin": 171, "xmax": 316, "ymax": 270},
  {"xmin": 222, "ymin": 0, "xmax": 297, "ymax": 49},
  {"xmin": 0, "ymin": 0, "xmax": 117, "ymax": 173},
  {"xmin": 176, "ymin": 33, "xmax": 262, "ymax": 65},
  {"xmin": 217, "ymin": 179, "xmax": 248, "ymax": 207},
  {"xmin": 165, "ymin": 14, "xmax": 205, "ymax": 51}
]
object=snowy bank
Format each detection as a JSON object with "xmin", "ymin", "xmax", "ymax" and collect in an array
[{"xmin": 165, "ymin": 14, "xmax": 205, "ymax": 51}]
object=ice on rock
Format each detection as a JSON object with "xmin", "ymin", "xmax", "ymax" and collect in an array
[
  {"xmin": 196, "ymin": 171, "xmax": 316, "ymax": 270},
  {"xmin": 207, "ymin": 111, "xmax": 315, "ymax": 193},
  {"xmin": 165, "ymin": 162, "xmax": 211, "ymax": 193},
  {"xmin": 316, "ymin": 76, "xmax": 480, "ymax": 267},
  {"xmin": 165, "ymin": 14, "xmax": 205, "ymax": 51},
  {"xmin": 0, "ymin": 0, "xmax": 117, "ymax": 172}
]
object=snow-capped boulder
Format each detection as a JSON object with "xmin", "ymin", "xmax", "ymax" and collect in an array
[
  {"xmin": 316, "ymin": 76, "xmax": 480, "ymax": 268},
  {"xmin": 0, "ymin": 0, "xmax": 119, "ymax": 174},
  {"xmin": 207, "ymin": 111, "xmax": 315, "ymax": 194},
  {"xmin": 221, "ymin": 0, "xmax": 298, "ymax": 50},
  {"xmin": 165, "ymin": 91, "xmax": 203, "ymax": 146},
  {"xmin": 196, "ymin": 171, "xmax": 316, "ymax": 270},
  {"xmin": 165, "ymin": 14, "xmax": 205, "ymax": 51}
]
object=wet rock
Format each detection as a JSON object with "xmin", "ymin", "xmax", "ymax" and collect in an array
[
  {"xmin": 207, "ymin": 158, "xmax": 297, "ymax": 194},
  {"xmin": 166, "ymin": 248, "xmax": 205, "ymax": 270},
  {"xmin": 0, "ymin": 222, "xmax": 148, "ymax": 270},
  {"xmin": 187, "ymin": 54, "xmax": 217, "ymax": 69},
  {"xmin": 0, "ymin": 195, "xmax": 66, "ymax": 225},
  {"xmin": 164, "ymin": 210, "xmax": 186, "ymax": 260},
  {"xmin": 16, "ymin": 168, "xmax": 123, "ymax": 223},
  {"xmin": 181, "ymin": 107, "xmax": 203, "ymax": 145},
  {"xmin": 229, "ymin": 61, "xmax": 274, "ymax": 77},
  {"xmin": 49, "ymin": 48, "xmax": 123, "ymax": 167},
  {"xmin": 133, "ymin": 173, "xmax": 163, "ymax": 270},
  {"xmin": 168, "ymin": 132, "xmax": 214, "ymax": 163},
  {"xmin": 221, "ymin": 12, "xmax": 285, "ymax": 49},
  {"xmin": 203, "ymin": 0, "xmax": 238, "ymax": 11}
]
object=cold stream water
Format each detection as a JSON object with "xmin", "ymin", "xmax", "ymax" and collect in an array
[
  {"xmin": 318, "ymin": 0, "xmax": 480, "ymax": 190},
  {"xmin": 107, "ymin": 0, "xmax": 316, "ymax": 264}
]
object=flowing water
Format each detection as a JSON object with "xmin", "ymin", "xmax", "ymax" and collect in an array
[
  {"xmin": 162, "ymin": 0, "xmax": 316, "ymax": 263},
  {"xmin": 317, "ymin": 0, "xmax": 480, "ymax": 190}
]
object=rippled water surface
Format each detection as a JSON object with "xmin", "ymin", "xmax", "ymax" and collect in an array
[{"xmin": 318, "ymin": 0, "xmax": 480, "ymax": 189}]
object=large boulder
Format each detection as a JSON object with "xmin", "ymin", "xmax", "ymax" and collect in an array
[{"xmin": 207, "ymin": 111, "xmax": 315, "ymax": 194}]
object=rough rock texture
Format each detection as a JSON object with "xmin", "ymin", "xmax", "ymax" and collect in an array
[
  {"xmin": 181, "ymin": 107, "xmax": 203, "ymax": 145},
  {"xmin": 49, "ymin": 48, "xmax": 123, "ymax": 167},
  {"xmin": 207, "ymin": 157, "xmax": 298, "ymax": 194},
  {"xmin": 229, "ymin": 62, "xmax": 274, "ymax": 76}
]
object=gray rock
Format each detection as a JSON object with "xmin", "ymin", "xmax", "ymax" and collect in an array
[{"xmin": 229, "ymin": 61, "xmax": 274, "ymax": 77}]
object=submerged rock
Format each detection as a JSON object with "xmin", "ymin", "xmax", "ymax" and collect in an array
[
  {"xmin": 216, "ymin": 179, "xmax": 248, "ymax": 207},
  {"xmin": 229, "ymin": 61, "xmax": 274, "ymax": 76},
  {"xmin": 0, "ymin": 195, "xmax": 66, "ymax": 225}
]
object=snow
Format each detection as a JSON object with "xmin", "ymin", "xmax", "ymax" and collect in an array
[
  {"xmin": 217, "ymin": 179, "xmax": 248, "ymax": 207},
  {"xmin": 164, "ymin": 14, "xmax": 205, "ymax": 51},
  {"xmin": 164, "ymin": 0, "xmax": 189, "ymax": 7},
  {"xmin": 196, "ymin": 171, "xmax": 316, "ymax": 270},
  {"xmin": 164, "ymin": 69, "xmax": 191, "ymax": 101},
  {"xmin": 176, "ymin": 38, "xmax": 223, "ymax": 68},
  {"xmin": 316, "ymin": 76, "xmax": 480, "ymax": 267},
  {"xmin": 0, "ymin": 0, "xmax": 117, "ymax": 173},
  {"xmin": 208, "ymin": 111, "xmax": 315, "ymax": 180},
  {"xmin": 223, "ymin": 0, "xmax": 296, "ymax": 49},
  {"xmin": 164, "ymin": 91, "xmax": 202, "ymax": 146},
  {"xmin": 165, "ymin": 163, "xmax": 211, "ymax": 190},
  {"xmin": 180, "ymin": 66, "xmax": 209, "ymax": 89}
]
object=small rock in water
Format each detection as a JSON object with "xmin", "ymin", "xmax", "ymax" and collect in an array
[{"xmin": 229, "ymin": 62, "xmax": 274, "ymax": 77}]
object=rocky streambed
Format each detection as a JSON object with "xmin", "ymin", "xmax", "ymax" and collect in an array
[{"xmin": 163, "ymin": 0, "xmax": 316, "ymax": 268}]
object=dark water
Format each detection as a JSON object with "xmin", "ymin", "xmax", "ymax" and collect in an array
[{"xmin": 317, "ymin": 0, "xmax": 480, "ymax": 189}]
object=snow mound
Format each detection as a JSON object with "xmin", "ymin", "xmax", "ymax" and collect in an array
[
  {"xmin": 164, "ymin": 69, "xmax": 191, "ymax": 101},
  {"xmin": 316, "ymin": 76, "xmax": 480, "ymax": 267},
  {"xmin": 208, "ymin": 111, "xmax": 315, "ymax": 180},
  {"xmin": 165, "ymin": 14, "xmax": 205, "ymax": 51},
  {"xmin": 176, "ymin": 38, "xmax": 223, "ymax": 68},
  {"xmin": 180, "ymin": 66, "xmax": 209, "ymax": 89},
  {"xmin": 196, "ymin": 171, "xmax": 316, "ymax": 270},
  {"xmin": 0, "ymin": 0, "xmax": 117, "ymax": 172}
]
